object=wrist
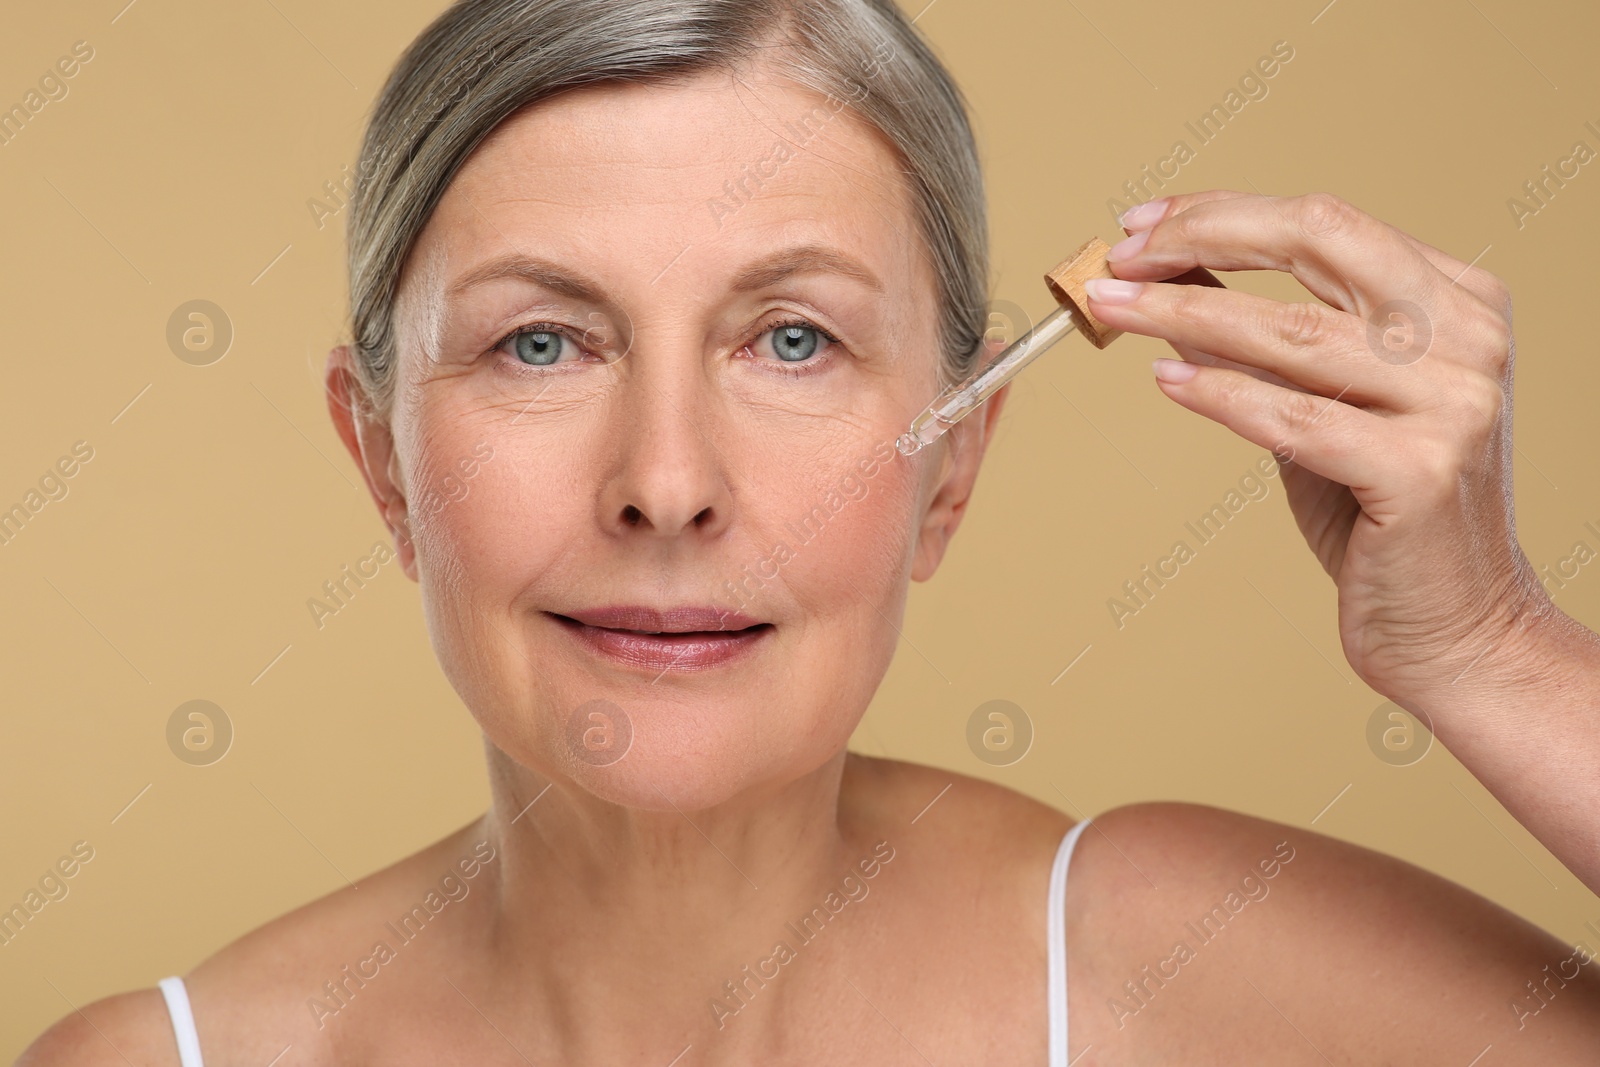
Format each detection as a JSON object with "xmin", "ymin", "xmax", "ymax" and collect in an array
[
  {"xmin": 1442, "ymin": 574, "xmax": 1587, "ymax": 706},
  {"xmin": 1380, "ymin": 556, "xmax": 1572, "ymax": 717}
]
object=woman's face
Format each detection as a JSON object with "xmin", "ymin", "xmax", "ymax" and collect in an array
[{"xmin": 335, "ymin": 65, "xmax": 1003, "ymax": 810}]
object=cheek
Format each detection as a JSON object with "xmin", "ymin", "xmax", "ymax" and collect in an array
[
  {"xmin": 402, "ymin": 412, "xmax": 577, "ymax": 653},
  {"xmin": 409, "ymin": 425, "xmax": 583, "ymax": 598},
  {"xmin": 776, "ymin": 444, "xmax": 922, "ymax": 756},
  {"xmin": 732, "ymin": 427, "xmax": 923, "ymax": 631},
  {"xmin": 408, "ymin": 428, "xmax": 592, "ymax": 781}
]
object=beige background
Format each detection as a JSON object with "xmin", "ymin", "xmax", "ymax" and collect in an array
[{"xmin": 3, "ymin": 0, "xmax": 1598, "ymax": 1054}]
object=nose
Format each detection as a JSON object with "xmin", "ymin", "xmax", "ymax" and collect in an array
[{"xmin": 599, "ymin": 353, "xmax": 733, "ymax": 542}]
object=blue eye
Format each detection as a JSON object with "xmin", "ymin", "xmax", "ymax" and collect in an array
[
  {"xmin": 512, "ymin": 328, "xmax": 568, "ymax": 366},
  {"xmin": 751, "ymin": 317, "xmax": 839, "ymax": 372},
  {"xmin": 773, "ymin": 324, "xmax": 820, "ymax": 361}
]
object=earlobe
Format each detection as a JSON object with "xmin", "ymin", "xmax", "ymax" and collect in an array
[{"xmin": 383, "ymin": 447, "xmax": 417, "ymax": 580}]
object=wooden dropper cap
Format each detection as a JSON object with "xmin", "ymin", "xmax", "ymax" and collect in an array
[{"xmin": 1043, "ymin": 237, "xmax": 1124, "ymax": 350}]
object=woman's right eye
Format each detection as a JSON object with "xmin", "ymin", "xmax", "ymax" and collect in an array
[{"xmin": 500, "ymin": 326, "xmax": 576, "ymax": 367}]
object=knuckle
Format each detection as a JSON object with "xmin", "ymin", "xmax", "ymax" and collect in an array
[
  {"xmin": 1168, "ymin": 283, "xmax": 1212, "ymax": 329},
  {"xmin": 1210, "ymin": 368, "xmax": 1244, "ymax": 409},
  {"xmin": 1165, "ymin": 204, "xmax": 1209, "ymax": 245},
  {"xmin": 1271, "ymin": 301, "xmax": 1333, "ymax": 348},
  {"xmin": 1275, "ymin": 386, "xmax": 1324, "ymax": 438},
  {"xmin": 1458, "ymin": 370, "xmax": 1506, "ymax": 425},
  {"xmin": 1410, "ymin": 435, "xmax": 1455, "ymax": 490},
  {"xmin": 1295, "ymin": 192, "xmax": 1359, "ymax": 241},
  {"xmin": 1467, "ymin": 297, "xmax": 1513, "ymax": 360},
  {"xmin": 1475, "ymin": 270, "xmax": 1513, "ymax": 318}
]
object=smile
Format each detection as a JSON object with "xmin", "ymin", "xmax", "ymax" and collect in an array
[{"xmin": 546, "ymin": 606, "xmax": 774, "ymax": 672}]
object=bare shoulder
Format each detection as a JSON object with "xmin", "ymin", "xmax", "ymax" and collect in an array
[
  {"xmin": 19, "ymin": 817, "xmax": 496, "ymax": 1067},
  {"xmin": 1066, "ymin": 801, "xmax": 1600, "ymax": 1065},
  {"xmin": 188, "ymin": 816, "xmax": 496, "ymax": 1065},
  {"xmin": 15, "ymin": 987, "xmax": 179, "ymax": 1067}
]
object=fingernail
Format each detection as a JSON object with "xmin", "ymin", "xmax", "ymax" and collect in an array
[
  {"xmin": 1105, "ymin": 230, "xmax": 1150, "ymax": 262},
  {"xmin": 1152, "ymin": 358, "xmax": 1197, "ymax": 383},
  {"xmin": 1118, "ymin": 199, "xmax": 1169, "ymax": 230},
  {"xmin": 1084, "ymin": 278, "xmax": 1143, "ymax": 304}
]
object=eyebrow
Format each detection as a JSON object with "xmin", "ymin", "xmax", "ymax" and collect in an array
[
  {"xmin": 728, "ymin": 245, "xmax": 885, "ymax": 295},
  {"xmin": 445, "ymin": 254, "xmax": 609, "ymax": 304},
  {"xmin": 443, "ymin": 244, "xmax": 885, "ymax": 304}
]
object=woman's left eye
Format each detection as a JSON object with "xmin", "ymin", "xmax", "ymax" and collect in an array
[{"xmin": 745, "ymin": 318, "xmax": 840, "ymax": 375}]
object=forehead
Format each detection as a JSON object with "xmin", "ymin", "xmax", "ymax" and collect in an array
[{"xmin": 402, "ymin": 65, "xmax": 936, "ymax": 315}]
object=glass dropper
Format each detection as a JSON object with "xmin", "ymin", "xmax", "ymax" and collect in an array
[{"xmin": 895, "ymin": 303, "xmax": 1083, "ymax": 456}]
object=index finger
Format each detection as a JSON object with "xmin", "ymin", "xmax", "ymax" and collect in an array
[{"xmin": 1110, "ymin": 190, "xmax": 1448, "ymax": 320}]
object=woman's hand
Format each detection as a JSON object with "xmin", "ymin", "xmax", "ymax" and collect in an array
[
  {"xmin": 1080, "ymin": 189, "xmax": 1600, "ymax": 893},
  {"xmin": 1082, "ymin": 189, "xmax": 1544, "ymax": 699}
]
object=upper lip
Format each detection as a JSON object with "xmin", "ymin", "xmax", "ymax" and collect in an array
[{"xmin": 551, "ymin": 605, "xmax": 768, "ymax": 633}]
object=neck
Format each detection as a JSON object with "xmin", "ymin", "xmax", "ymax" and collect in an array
[{"xmin": 470, "ymin": 741, "xmax": 880, "ymax": 1061}]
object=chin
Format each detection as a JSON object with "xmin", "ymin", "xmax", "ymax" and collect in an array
[
  {"xmin": 484, "ymin": 690, "xmax": 853, "ymax": 813},
  {"xmin": 565, "ymin": 751, "xmax": 766, "ymax": 812}
]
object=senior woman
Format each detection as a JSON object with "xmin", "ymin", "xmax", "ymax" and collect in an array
[{"xmin": 22, "ymin": 0, "xmax": 1600, "ymax": 1063}]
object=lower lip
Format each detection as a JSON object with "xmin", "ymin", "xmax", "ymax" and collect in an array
[{"xmin": 549, "ymin": 614, "xmax": 773, "ymax": 672}]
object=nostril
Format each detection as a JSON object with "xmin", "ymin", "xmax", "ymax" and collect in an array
[
  {"xmin": 693, "ymin": 506, "xmax": 713, "ymax": 527},
  {"xmin": 622, "ymin": 504, "xmax": 643, "ymax": 526}
]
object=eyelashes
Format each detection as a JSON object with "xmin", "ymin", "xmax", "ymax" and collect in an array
[
  {"xmin": 735, "ymin": 315, "xmax": 841, "ymax": 379},
  {"xmin": 490, "ymin": 321, "xmax": 604, "ymax": 376},
  {"xmin": 489, "ymin": 313, "xmax": 843, "ymax": 380}
]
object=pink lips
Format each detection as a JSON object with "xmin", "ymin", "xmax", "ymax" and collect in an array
[{"xmin": 548, "ymin": 605, "xmax": 772, "ymax": 672}]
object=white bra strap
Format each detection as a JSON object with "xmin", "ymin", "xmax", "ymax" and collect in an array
[
  {"xmin": 157, "ymin": 975, "xmax": 206, "ymax": 1067},
  {"xmin": 1048, "ymin": 818, "xmax": 1093, "ymax": 1067}
]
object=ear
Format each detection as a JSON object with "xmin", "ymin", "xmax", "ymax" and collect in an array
[
  {"xmin": 910, "ymin": 341, "xmax": 1011, "ymax": 583},
  {"xmin": 324, "ymin": 345, "xmax": 417, "ymax": 581}
]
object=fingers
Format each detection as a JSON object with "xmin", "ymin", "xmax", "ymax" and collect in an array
[
  {"xmin": 1393, "ymin": 232, "xmax": 1513, "ymax": 321},
  {"xmin": 1083, "ymin": 277, "xmax": 1437, "ymax": 410},
  {"xmin": 1109, "ymin": 191, "xmax": 1450, "ymax": 319},
  {"xmin": 1095, "ymin": 189, "xmax": 1515, "ymax": 520},
  {"xmin": 1148, "ymin": 359, "xmax": 1393, "ymax": 492},
  {"xmin": 1112, "ymin": 264, "xmax": 1307, "ymax": 388},
  {"xmin": 1117, "ymin": 189, "xmax": 1251, "ymax": 234}
]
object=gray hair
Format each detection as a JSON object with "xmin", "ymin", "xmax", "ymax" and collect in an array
[{"xmin": 345, "ymin": 0, "xmax": 989, "ymax": 420}]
